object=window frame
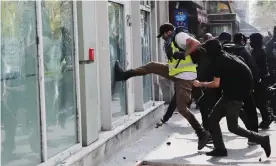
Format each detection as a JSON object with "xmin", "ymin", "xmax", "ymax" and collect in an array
[
  {"xmin": 35, "ymin": 0, "xmax": 82, "ymax": 165},
  {"xmin": 140, "ymin": 1, "xmax": 154, "ymax": 109},
  {"xmin": 107, "ymin": 0, "xmax": 132, "ymax": 129}
]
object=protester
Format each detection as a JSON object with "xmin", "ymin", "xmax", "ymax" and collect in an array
[
  {"xmin": 115, "ymin": 23, "xmax": 210, "ymax": 150},
  {"xmin": 250, "ymin": 33, "xmax": 275, "ymax": 129},
  {"xmin": 193, "ymin": 39, "xmax": 271, "ymax": 157},
  {"xmin": 223, "ymin": 33, "xmax": 260, "ymax": 140}
]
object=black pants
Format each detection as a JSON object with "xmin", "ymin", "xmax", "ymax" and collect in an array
[
  {"xmin": 198, "ymin": 88, "xmax": 221, "ymax": 131},
  {"xmin": 209, "ymin": 97, "xmax": 264, "ymax": 149},
  {"xmin": 162, "ymin": 93, "xmax": 177, "ymax": 122},
  {"xmin": 254, "ymin": 82, "xmax": 274, "ymax": 122},
  {"xmin": 239, "ymin": 93, "xmax": 259, "ymax": 132}
]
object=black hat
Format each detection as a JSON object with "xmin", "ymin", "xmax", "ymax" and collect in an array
[
  {"xmin": 218, "ymin": 32, "xmax": 232, "ymax": 42},
  {"xmin": 157, "ymin": 23, "xmax": 174, "ymax": 38}
]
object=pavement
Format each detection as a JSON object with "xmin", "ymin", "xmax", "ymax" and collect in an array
[{"xmin": 103, "ymin": 105, "xmax": 276, "ymax": 166}]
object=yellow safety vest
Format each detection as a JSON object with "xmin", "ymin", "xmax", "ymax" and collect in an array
[{"xmin": 168, "ymin": 42, "xmax": 197, "ymax": 76}]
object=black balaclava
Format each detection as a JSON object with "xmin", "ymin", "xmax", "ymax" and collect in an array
[
  {"xmin": 202, "ymin": 39, "xmax": 223, "ymax": 61},
  {"xmin": 250, "ymin": 33, "xmax": 263, "ymax": 49}
]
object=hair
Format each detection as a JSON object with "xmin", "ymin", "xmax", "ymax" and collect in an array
[
  {"xmin": 218, "ymin": 32, "xmax": 232, "ymax": 42},
  {"xmin": 250, "ymin": 33, "xmax": 263, "ymax": 48},
  {"xmin": 233, "ymin": 33, "xmax": 244, "ymax": 44}
]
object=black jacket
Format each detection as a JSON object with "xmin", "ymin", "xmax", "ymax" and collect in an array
[
  {"xmin": 265, "ymin": 37, "xmax": 276, "ymax": 69},
  {"xmin": 251, "ymin": 48, "xmax": 270, "ymax": 80},
  {"xmin": 223, "ymin": 44, "xmax": 261, "ymax": 83}
]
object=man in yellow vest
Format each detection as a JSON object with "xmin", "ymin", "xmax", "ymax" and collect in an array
[{"xmin": 115, "ymin": 23, "xmax": 210, "ymax": 150}]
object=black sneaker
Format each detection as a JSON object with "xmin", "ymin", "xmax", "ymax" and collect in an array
[
  {"xmin": 206, "ymin": 148, "xmax": 228, "ymax": 157},
  {"xmin": 260, "ymin": 136, "xmax": 271, "ymax": 157},
  {"xmin": 155, "ymin": 119, "xmax": 164, "ymax": 128},
  {"xmin": 198, "ymin": 131, "xmax": 210, "ymax": 150},
  {"xmin": 114, "ymin": 60, "xmax": 125, "ymax": 82},
  {"xmin": 259, "ymin": 118, "xmax": 273, "ymax": 129}
]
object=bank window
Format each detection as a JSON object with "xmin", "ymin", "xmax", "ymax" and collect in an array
[
  {"xmin": 1, "ymin": 1, "xmax": 80, "ymax": 165},
  {"xmin": 1, "ymin": 2, "xmax": 41, "ymax": 166},
  {"xmin": 41, "ymin": 0, "xmax": 78, "ymax": 158},
  {"xmin": 108, "ymin": 2, "xmax": 128, "ymax": 121},
  {"xmin": 140, "ymin": 2, "xmax": 153, "ymax": 104}
]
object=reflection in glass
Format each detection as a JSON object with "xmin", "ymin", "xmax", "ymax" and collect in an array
[
  {"xmin": 210, "ymin": 24, "xmax": 231, "ymax": 37},
  {"xmin": 41, "ymin": 1, "xmax": 77, "ymax": 157},
  {"xmin": 1, "ymin": 1, "xmax": 41, "ymax": 166},
  {"xmin": 140, "ymin": 10, "xmax": 153, "ymax": 103},
  {"xmin": 108, "ymin": 2, "xmax": 127, "ymax": 121}
]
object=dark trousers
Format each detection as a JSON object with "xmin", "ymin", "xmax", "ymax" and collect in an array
[
  {"xmin": 198, "ymin": 88, "xmax": 221, "ymax": 131},
  {"xmin": 254, "ymin": 82, "xmax": 274, "ymax": 122},
  {"xmin": 209, "ymin": 97, "xmax": 264, "ymax": 149},
  {"xmin": 162, "ymin": 93, "xmax": 176, "ymax": 123},
  {"xmin": 239, "ymin": 93, "xmax": 259, "ymax": 132}
]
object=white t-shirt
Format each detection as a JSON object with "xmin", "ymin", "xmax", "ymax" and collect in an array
[{"xmin": 173, "ymin": 32, "xmax": 197, "ymax": 80}]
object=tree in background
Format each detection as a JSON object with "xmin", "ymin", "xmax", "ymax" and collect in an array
[{"xmin": 250, "ymin": 0, "xmax": 276, "ymax": 35}]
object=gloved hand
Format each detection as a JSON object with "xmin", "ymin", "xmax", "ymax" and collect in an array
[{"xmin": 172, "ymin": 51, "xmax": 185, "ymax": 60}]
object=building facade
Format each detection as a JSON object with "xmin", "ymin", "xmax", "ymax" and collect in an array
[
  {"xmin": 168, "ymin": 1, "xmax": 208, "ymax": 38},
  {"xmin": 0, "ymin": 1, "xmax": 169, "ymax": 166},
  {"xmin": 207, "ymin": 0, "xmax": 240, "ymax": 37}
]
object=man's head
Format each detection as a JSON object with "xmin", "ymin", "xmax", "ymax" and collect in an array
[
  {"xmin": 202, "ymin": 39, "xmax": 222, "ymax": 60},
  {"xmin": 218, "ymin": 32, "xmax": 232, "ymax": 44},
  {"xmin": 157, "ymin": 23, "xmax": 175, "ymax": 41},
  {"xmin": 203, "ymin": 33, "xmax": 213, "ymax": 42},
  {"xmin": 249, "ymin": 33, "xmax": 263, "ymax": 48},
  {"xmin": 233, "ymin": 33, "xmax": 246, "ymax": 45}
]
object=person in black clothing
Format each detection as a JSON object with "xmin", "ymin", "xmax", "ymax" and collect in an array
[
  {"xmin": 193, "ymin": 39, "xmax": 271, "ymax": 157},
  {"xmin": 250, "ymin": 33, "xmax": 275, "ymax": 129},
  {"xmin": 218, "ymin": 32, "xmax": 232, "ymax": 45},
  {"xmin": 223, "ymin": 33, "xmax": 260, "ymax": 137},
  {"xmin": 265, "ymin": 26, "xmax": 276, "ymax": 84}
]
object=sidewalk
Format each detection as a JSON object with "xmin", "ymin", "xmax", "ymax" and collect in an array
[{"xmin": 103, "ymin": 106, "xmax": 276, "ymax": 166}]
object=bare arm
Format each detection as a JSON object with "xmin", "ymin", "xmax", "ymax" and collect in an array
[
  {"xmin": 185, "ymin": 38, "xmax": 201, "ymax": 57},
  {"xmin": 193, "ymin": 77, "xmax": 220, "ymax": 88}
]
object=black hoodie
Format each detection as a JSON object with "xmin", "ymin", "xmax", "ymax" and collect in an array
[
  {"xmin": 223, "ymin": 43, "xmax": 261, "ymax": 83},
  {"xmin": 250, "ymin": 33, "xmax": 270, "ymax": 80}
]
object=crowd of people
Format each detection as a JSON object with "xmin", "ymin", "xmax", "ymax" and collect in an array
[{"xmin": 114, "ymin": 23, "xmax": 276, "ymax": 157}]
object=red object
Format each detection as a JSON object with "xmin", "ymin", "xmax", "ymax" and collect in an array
[{"xmin": 89, "ymin": 48, "xmax": 94, "ymax": 61}]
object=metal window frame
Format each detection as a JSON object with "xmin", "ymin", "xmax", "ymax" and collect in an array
[
  {"xmin": 107, "ymin": 0, "xmax": 131, "ymax": 128},
  {"xmin": 35, "ymin": 1, "xmax": 82, "ymax": 165},
  {"xmin": 140, "ymin": 4, "xmax": 154, "ymax": 109}
]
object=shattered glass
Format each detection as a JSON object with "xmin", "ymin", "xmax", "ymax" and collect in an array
[
  {"xmin": 41, "ymin": 1, "xmax": 77, "ymax": 158},
  {"xmin": 1, "ymin": 1, "xmax": 41, "ymax": 166},
  {"xmin": 108, "ymin": 2, "xmax": 127, "ymax": 121},
  {"xmin": 140, "ymin": 10, "xmax": 153, "ymax": 103}
]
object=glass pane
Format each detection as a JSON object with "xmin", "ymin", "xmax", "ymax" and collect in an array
[
  {"xmin": 1, "ymin": 1, "xmax": 41, "ymax": 166},
  {"xmin": 41, "ymin": 1, "xmax": 77, "ymax": 157},
  {"xmin": 140, "ymin": 10, "xmax": 152, "ymax": 103},
  {"xmin": 108, "ymin": 2, "xmax": 127, "ymax": 121}
]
